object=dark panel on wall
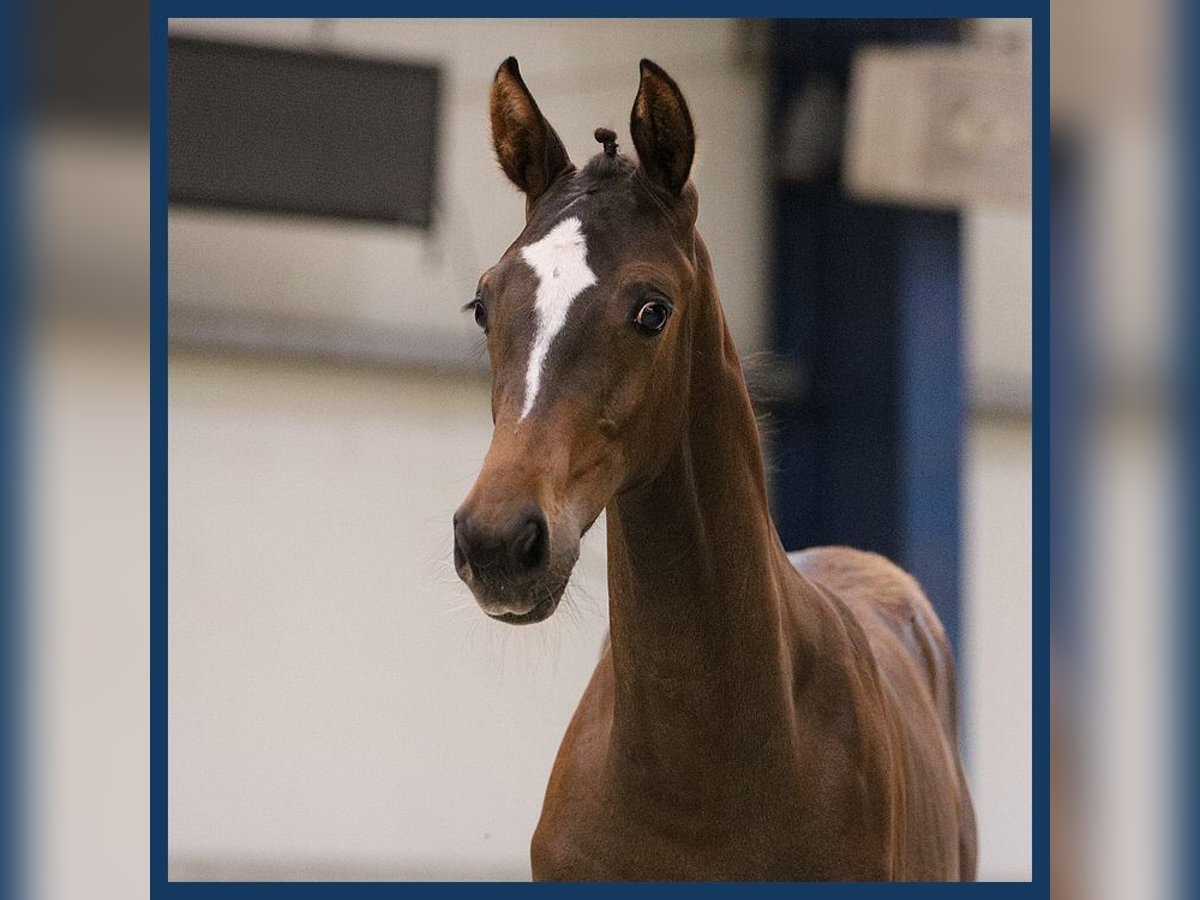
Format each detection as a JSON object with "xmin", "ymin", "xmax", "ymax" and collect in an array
[
  {"xmin": 38, "ymin": 0, "xmax": 150, "ymax": 123},
  {"xmin": 1048, "ymin": 137, "xmax": 1087, "ymax": 666},
  {"xmin": 168, "ymin": 37, "xmax": 440, "ymax": 226}
]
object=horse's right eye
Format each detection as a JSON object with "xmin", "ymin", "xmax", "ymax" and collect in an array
[
  {"xmin": 633, "ymin": 299, "xmax": 671, "ymax": 335},
  {"xmin": 465, "ymin": 295, "xmax": 488, "ymax": 331}
]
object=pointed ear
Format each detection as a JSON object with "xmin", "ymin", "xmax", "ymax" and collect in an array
[
  {"xmin": 489, "ymin": 57, "xmax": 572, "ymax": 203},
  {"xmin": 630, "ymin": 59, "xmax": 695, "ymax": 196}
]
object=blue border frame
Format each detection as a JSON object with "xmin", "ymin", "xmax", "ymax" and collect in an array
[
  {"xmin": 151, "ymin": 3, "xmax": 1048, "ymax": 894},
  {"xmin": 1, "ymin": 0, "xmax": 25, "ymax": 897}
]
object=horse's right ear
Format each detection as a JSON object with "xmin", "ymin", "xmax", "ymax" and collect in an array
[
  {"xmin": 490, "ymin": 57, "xmax": 572, "ymax": 205},
  {"xmin": 630, "ymin": 59, "xmax": 695, "ymax": 196}
]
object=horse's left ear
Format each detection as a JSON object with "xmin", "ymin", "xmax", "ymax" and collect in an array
[
  {"xmin": 490, "ymin": 57, "xmax": 572, "ymax": 204},
  {"xmin": 630, "ymin": 59, "xmax": 695, "ymax": 196}
]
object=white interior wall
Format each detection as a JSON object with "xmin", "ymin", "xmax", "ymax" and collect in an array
[
  {"xmin": 28, "ymin": 126, "xmax": 152, "ymax": 900},
  {"xmin": 31, "ymin": 324, "xmax": 151, "ymax": 900},
  {"xmin": 963, "ymin": 207, "xmax": 1033, "ymax": 880},
  {"xmin": 169, "ymin": 358, "xmax": 609, "ymax": 880}
]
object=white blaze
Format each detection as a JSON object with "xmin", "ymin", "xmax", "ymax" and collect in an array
[{"xmin": 518, "ymin": 216, "xmax": 597, "ymax": 421}]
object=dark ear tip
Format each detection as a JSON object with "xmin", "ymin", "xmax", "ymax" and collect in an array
[
  {"xmin": 638, "ymin": 58, "xmax": 667, "ymax": 80},
  {"xmin": 496, "ymin": 56, "xmax": 520, "ymax": 79}
]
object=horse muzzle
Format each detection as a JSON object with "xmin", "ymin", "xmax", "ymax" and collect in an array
[{"xmin": 452, "ymin": 500, "xmax": 578, "ymax": 624}]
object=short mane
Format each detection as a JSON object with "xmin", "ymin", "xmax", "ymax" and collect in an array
[{"xmin": 580, "ymin": 150, "xmax": 636, "ymax": 180}]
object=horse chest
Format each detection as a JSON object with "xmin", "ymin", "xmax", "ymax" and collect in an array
[
  {"xmin": 533, "ymin": 788, "xmax": 887, "ymax": 881},
  {"xmin": 532, "ymin": 712, "xmax": 891, "ymax": 881}
]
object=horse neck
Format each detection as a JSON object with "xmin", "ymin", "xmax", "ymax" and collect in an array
[{"xmin": 604, "ymin": 236, "xmax": 797, "ymax": 770}]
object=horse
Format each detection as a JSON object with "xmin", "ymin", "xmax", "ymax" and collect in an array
[{"xmin": 452, "ymin": 56, "xmax": 977, "ymax": 882}]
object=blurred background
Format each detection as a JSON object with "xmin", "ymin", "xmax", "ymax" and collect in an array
[
  {"xmin": 14, "ymin": 5, "xmax": 1188, "ymax": 898},
  {"xmin": 161, "ymin": 18, "xmax": 1030, "ymax": 881}
]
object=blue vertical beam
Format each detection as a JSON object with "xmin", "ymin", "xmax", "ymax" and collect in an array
[
  {"xmin": 769, "ymin": 20, "xmax": 964, "ymax": 650},
  {"xmin": 897, "ymin": 213, "xmax": 963, "ymax": 649}
]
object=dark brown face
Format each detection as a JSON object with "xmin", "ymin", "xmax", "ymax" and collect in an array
[{"xmin": 453, "ymin": 58, "xmax": 698, "ymax": 623}]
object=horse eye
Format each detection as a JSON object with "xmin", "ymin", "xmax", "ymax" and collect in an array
[
  {"xmin": 465, "ymin": 296, "xmax": 487, "ymax": 331},
  {"xmin": 633, "ymin": 300, "xmax": 671, "ymax": 334}
]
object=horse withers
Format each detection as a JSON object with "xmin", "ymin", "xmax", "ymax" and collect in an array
[{"xmin": 452, "ymin": 57, "xmax": 977, "ymax": 882}]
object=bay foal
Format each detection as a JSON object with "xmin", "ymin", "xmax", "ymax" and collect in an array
[{"xmin": 453, "ymin": 57, "xmax": 977, "ymax": 881}]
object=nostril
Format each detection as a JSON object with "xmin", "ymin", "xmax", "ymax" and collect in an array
[
  {"xmin": 512, "ymin": 511, "xmax": 549, "ymax": 574},
  {"xmin": 456, "ymin": 506, "xmax": 548, "ymax": 580},
  {"xmin": 452, "ymin": 515, "xmax": 468, "ymax": 572}
]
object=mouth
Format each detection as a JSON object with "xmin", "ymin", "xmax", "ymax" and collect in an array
[
  {"xmin": 455, "ymin": 561, "xmax": 571, "ymax": 624},
  {"xmin": 483, "ymin": 592, "xmax": 560, "ymax": 626}
]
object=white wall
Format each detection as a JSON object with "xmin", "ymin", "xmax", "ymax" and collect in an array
[
  {"xmin": 31, "ymin": 323, "xmax": 150, "ymax": 899},
  {"xmin": 169, "ymin": 358, "xmax": 609, "ymax": 879},
  {"xmin": 27, "ymin": 126, "xmax": 151, "ymax": 900},
  {"xmin": 963, "ymin": 207, "xmax": 1033, "ymax": 880}
]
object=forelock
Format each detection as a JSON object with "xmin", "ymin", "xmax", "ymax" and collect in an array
[{"xmin": 580, "ymin": 151, "xmax": 637, "ymax": 180}]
